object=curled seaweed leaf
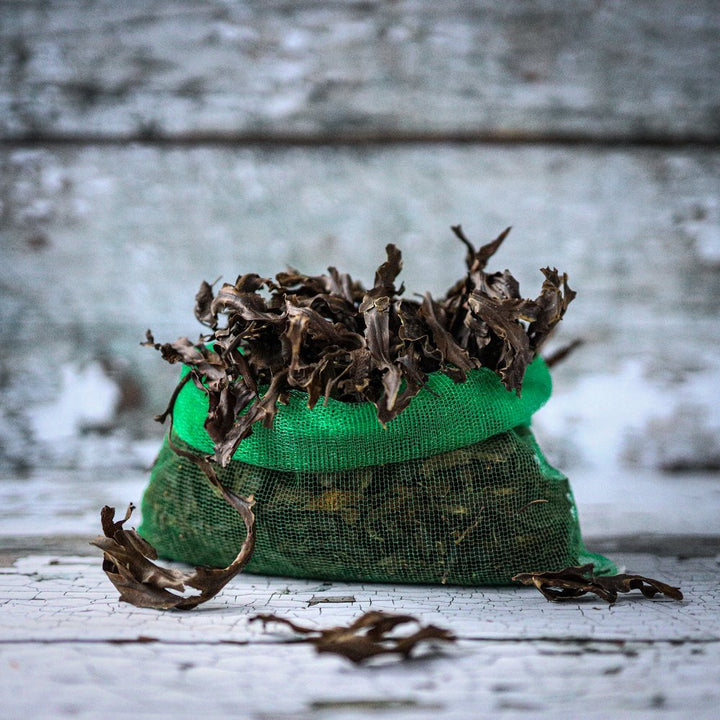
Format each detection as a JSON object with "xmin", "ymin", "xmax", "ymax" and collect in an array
[{"xmin": 91, "ymin": 497, "xmax": 255, "ymax": 610}]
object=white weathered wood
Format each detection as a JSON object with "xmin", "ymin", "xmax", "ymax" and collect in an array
[
  {"xmin": 1, "ymin": 0, "xmax": 718, "ymax": 140},
  {"xmin": 1, "ymin": 144, "xmax": 719, "ymax": 470},
  {"xmin": 0, "ymin": 551, "xmax": 718, "ymax": 719},
  {"xmin": 2, "ymin": 144, "xmax": 717, "ymax": 342}
]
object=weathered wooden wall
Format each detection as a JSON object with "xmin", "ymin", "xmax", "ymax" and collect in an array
[
  {"xmin": 3, "ymin": 0, "xmax": 719, "ymax": 142},
  {"xmin": 1, "ymin": 1, "xmax": 719, "ymax": 473}
]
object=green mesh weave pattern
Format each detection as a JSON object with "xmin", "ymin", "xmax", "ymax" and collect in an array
[
  {"xmin": 139, "ymin": 359, "xmax": 616, "ymax": 584},
  {"xmin": 172, "ymin": 356, "xmax": 553, "ymax": 472}
]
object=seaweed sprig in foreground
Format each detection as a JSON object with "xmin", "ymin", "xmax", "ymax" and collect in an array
[
  {"xmin": 250, "ymin": 611, "xmax": 456, "ymax": 664},
  {"xmin": 145, "ymin": 226, "xmax": 575, "ymax": 467}
]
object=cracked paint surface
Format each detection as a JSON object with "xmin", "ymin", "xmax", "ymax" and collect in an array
[{"xmin": 0, "ymin": 552, "xmax": 718, "ymax": 719}]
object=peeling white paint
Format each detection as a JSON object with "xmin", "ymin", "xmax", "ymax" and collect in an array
[
  {"xmin": 28, "ymin": 362, "xmax": 121, "ymax": 442},
  {"xmin": 536, "ymin": 360, "xmax": 720, "ymax": 471}
]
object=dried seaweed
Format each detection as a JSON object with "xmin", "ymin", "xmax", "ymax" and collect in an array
[
  {"xmin": 145, "ymin": 226, "xmax": 574, "ymax": 467},
  {"xmin": 250, "ymin": 610, "xmax": 456, "ymax": 663},
  {"xmin": 512, "ymin": 564, "xmax": 684, "ymax": 603},
  {"xmin": 91, "ymin": 496, "xmax": 255, "ymax": 610},
  {"xmin": 102, "ymin": 226, "xmax": 575, "ymax": 608}
]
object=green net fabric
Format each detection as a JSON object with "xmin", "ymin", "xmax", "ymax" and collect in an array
[
  {"xmin": 171, "ymin": 356, "xmax": 554, "ymax": 471},
  {"xmin": 139, "ymin": 357, "xmax": 615, "ymax": 585}
]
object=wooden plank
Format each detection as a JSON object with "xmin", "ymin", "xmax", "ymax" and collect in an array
[
  {"xmin": 2, "ymin": 143, "xmax": 718, "ymax": 345},
  {"xmin": 1, "ymin": 553, "xmax": 718, "ymax": 718},
  {"xmin": 1, "ymin": 143, "xmax": 719, "ymax": 471},
  {"xmin": 1, "ymin": 0, "xmax": 719, "ymax": 141}
]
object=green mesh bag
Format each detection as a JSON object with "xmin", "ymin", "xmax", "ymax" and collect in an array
[{"xmin": 139, "ymin": 356, "xmax": 615, "ymax": 585}]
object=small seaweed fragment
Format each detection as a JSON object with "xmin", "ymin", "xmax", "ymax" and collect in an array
[
  {"xmin": 512, "ymin": 563, "xmax": 683, "ymax": 604},
  {"xmin": 250, "ymin": 610, "xmax": 456, "ymax": 664},
  {"xmin": 91, "ymin": 496, "xmax": 255, "ymax": 610}
]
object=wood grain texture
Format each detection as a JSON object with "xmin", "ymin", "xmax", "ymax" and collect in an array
[
  {"xmin": 3, "ymin": 144, "xmax": 718, "ymax": 348},
  {"xmin": 1, "ymin": 553, "xmax": 719, "ymax": 719},
  {"xmin": 1, "ymin": 2, "xmax": 719, "ymax": 472},
  {"xmin": 1, "ymin": 0, "xmax": 719, "ymax": 141},
  {"xmin": 1, "ymin": 144, "xmax": 718, "ymax": 469}
]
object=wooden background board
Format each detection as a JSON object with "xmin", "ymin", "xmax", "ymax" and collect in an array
[
  {"xmin": 1, "ymin": 1, "xmax": 719, "ymax": 473},
  {"xmin": 1, "ymin": 1, "xmax": 719, "ymax": 141}
]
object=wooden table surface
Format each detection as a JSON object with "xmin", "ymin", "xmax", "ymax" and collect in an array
[{"xmin": 1, "ymin": 466, "xmax": 719, "ymax": 720}]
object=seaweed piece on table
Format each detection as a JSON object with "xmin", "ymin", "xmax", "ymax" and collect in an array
[
  {"xmin": 250, "ymin": 610, "xmax": 456, "ymax": 664},
  {"xmin": 512, "ymin": 564, "xmax": 683, "ymax": 603},
  {"xmin": 91, "ymin": 492, "xmax": 255, "ymax": 610}
]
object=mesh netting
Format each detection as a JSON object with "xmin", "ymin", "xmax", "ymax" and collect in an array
[
  {"xmin": 171, "ymin": 356, "xmax": 554, "ymax": 471},
  {"xmin": 139, "ymin": 357, "xmax": 615, "ymax": 585},
  {"xmin": 140, "ymin": 429, "xmax": 612, "ymax": 585},
  {"xmin": 139, "ymin": 354, "xmax": 614, "ymax": 585}
]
